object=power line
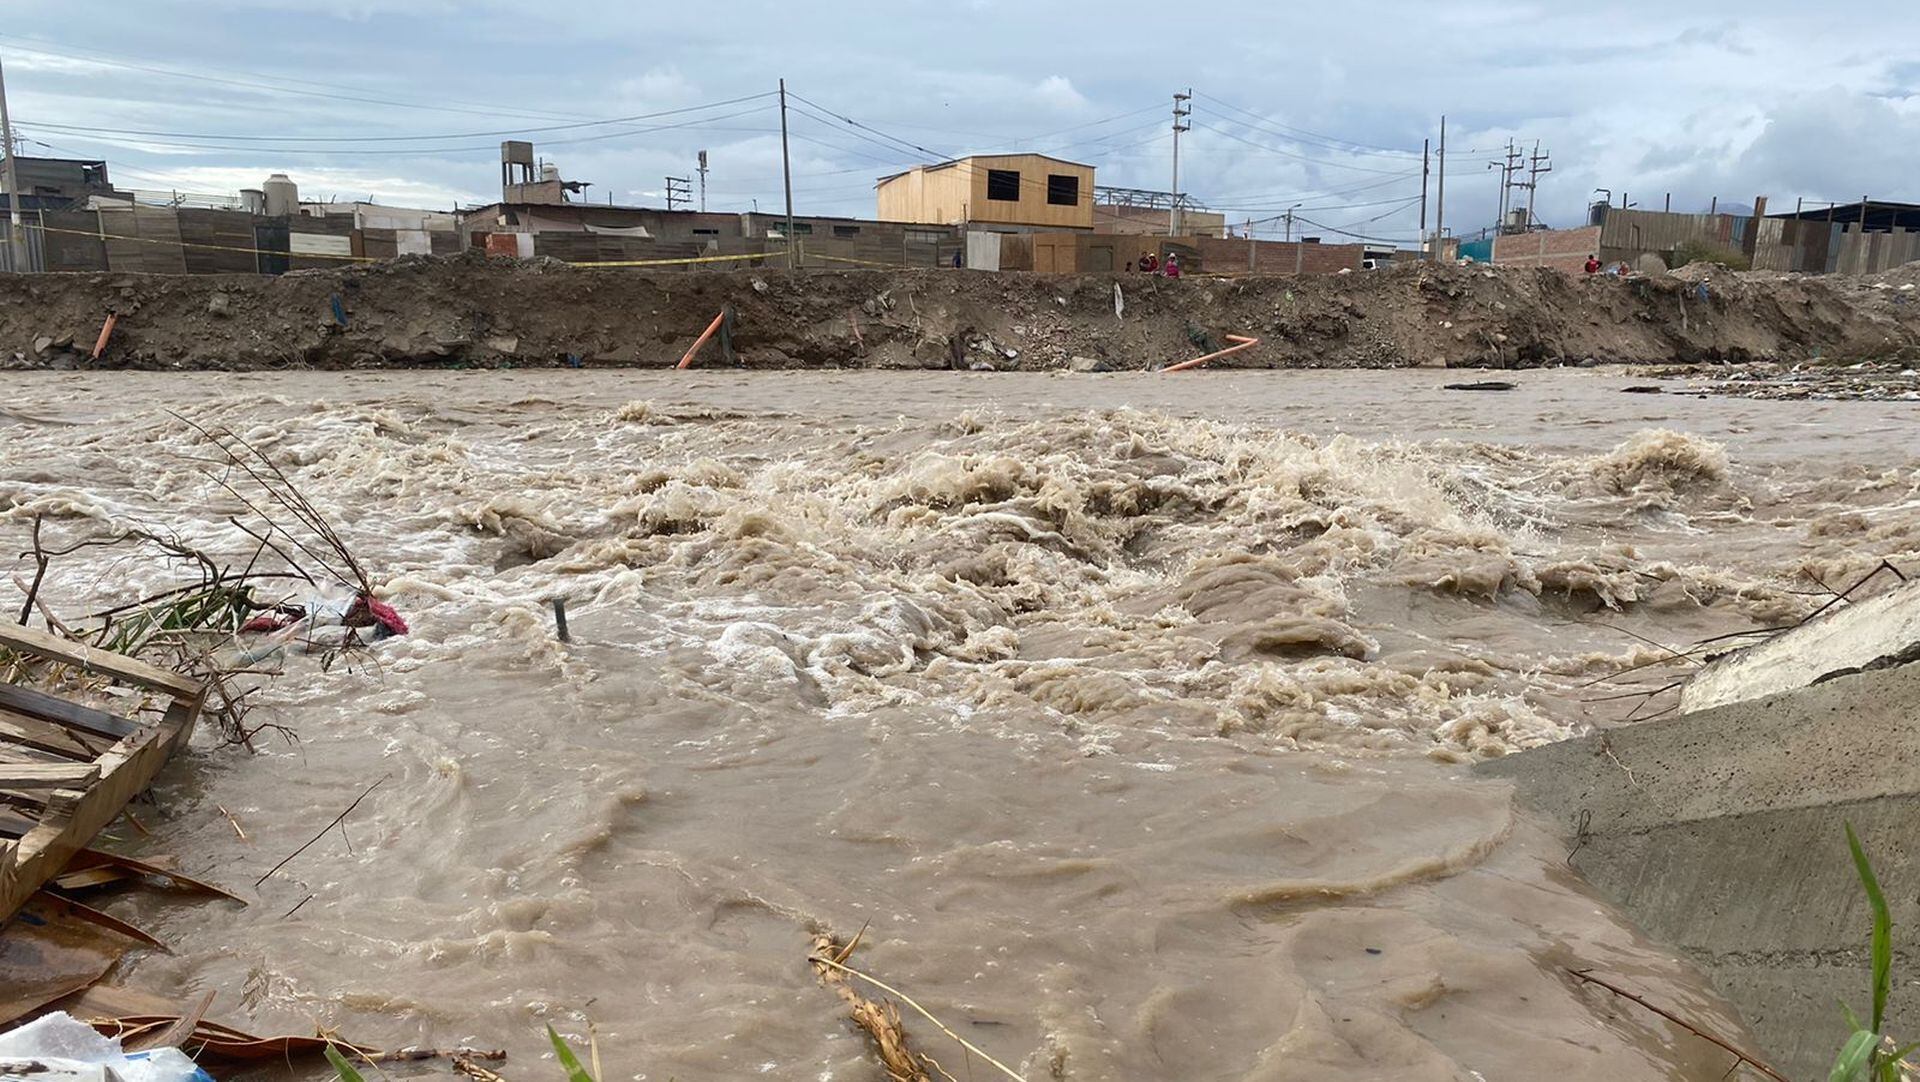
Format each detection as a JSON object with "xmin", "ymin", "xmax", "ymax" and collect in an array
[
  {"xmin": 1208, "ymin": 175, "xmax": 1421, "ymax": 212},
  {"xmin": 1022, "ymin": 103, "xmax": 1169, "ymax": 145},
  {"xmin": 0, "ymin": 36, "xmax": 596, "ymax": 123},
  {"xmin": 1291, "ymin": 196, "xmax": 1426, "ymax": 243},
  {"xmin": 1193, "ymin": 123, "xmax": 1420, "ymax": 175},
  {"xmin": 21, "ymin": 91, "xmax": 780, "ymax": 144},
  {"xmin": 19, "ymin": 105, "xmax": 780, "ymax": 157},
  {"xmin": 1207, "ymin": 169, "xmax": 1421, "ymax": 206},
  {"xmin": 1194, "ymin": 91, "xmax": 1422, "ymax": 158},
  {"xmin": 1236, "ymin": 193, "xmax": 1425, "ymax": 222},
  {"xmin": 787, "ymin": 91, "xmax": 947, "ymax": 161}
]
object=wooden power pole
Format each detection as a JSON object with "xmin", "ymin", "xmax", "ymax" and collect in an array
[{"xmin": 779, "ymin": 79, "xmax": 796, "ymax": 270}]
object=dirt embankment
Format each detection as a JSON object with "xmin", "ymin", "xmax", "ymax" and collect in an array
[{"xmin": 2, "ymin": 253, "xmax": 1918, "ymax": 372}]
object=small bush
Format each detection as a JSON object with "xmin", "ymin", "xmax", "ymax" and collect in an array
[{"xmin": 1671, "ymin": 240, "xmax": 1751, "ymax": 271}]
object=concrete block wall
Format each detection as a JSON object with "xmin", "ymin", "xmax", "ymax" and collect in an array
[{"xmin": 1480, "ymin": 662, "xmax": 1920, "ymax": 1080}]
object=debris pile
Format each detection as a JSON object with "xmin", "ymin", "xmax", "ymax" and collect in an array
[
  {"xmin": 3, "ymin": 253, "xmax": 1919, "ymax": 372},
  {"xmin": 0, "ymin": 425, "xmax": 421, "ymax": 1076},
  {"xmin": 1633, "ymin": 359, "xmax": 1920, "ymax": 400}
]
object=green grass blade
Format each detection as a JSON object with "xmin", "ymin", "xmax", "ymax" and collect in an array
[
  {"xmin": 1832, "ymin": 1029, "xmax": 1878, "ymax": 1082},
  {"xmin": 1846, "ymin": 822, "xmax": 1893, "ymax": 1034},
  {"xmin": 324, "ymin": 1044, "xmax": 367, "ymax": 1082},
  {"xmin": 547, "ymin": 1024, "xmax": 596, "ymax": 1082}
]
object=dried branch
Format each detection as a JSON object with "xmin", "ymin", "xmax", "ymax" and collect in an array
[
  {"xmin": 1567, "ymin": 968, "xmax": 1790, "ymax": 1082},
  {"xmin": 255, "ymin": 774, "xmax": 389, "ymax": 887}
]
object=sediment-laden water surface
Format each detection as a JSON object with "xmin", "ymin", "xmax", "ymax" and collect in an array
[{"xmin": 4, "ymin": 368, "xmax": 1918, "ymax": 1081}]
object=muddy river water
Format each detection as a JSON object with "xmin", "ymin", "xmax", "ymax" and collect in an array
[{"xmin": 4, "ymin": 368, "xmax": 1919, "ymax": 1081}]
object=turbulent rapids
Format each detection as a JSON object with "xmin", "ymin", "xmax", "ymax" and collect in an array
[{"xmin": 4, "ymin": 367, "xmax": 1919, "ymax": 1080}]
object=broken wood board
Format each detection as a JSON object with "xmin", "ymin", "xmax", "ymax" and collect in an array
[{"xmin": 0, "ymin": 625, "xmax": 205, "ymax": 922}]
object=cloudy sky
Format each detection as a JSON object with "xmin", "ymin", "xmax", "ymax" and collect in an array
[{"xmin": 3, "ymin": 1, "xmax": 1915, "ymax": 245}]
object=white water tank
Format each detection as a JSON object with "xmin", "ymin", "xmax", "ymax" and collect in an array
[
  {"xmin": 263, "ymin": 174, "xmax": 298, "ymax": 216},
  {"xmin": 239, "ymin": 189, "xmax": 266, "ymax": 214},
  {"xmin": 540, "ymin": 163, "xmax": 560, "ymax": 182}
]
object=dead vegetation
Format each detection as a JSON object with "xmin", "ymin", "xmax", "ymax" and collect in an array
[
  {"xmin": 809, "ymin": 928, "xmax": 1029, "ymax": 1082},
  {"xmin": 6, "ymin": 418, "xmax": 387, "ymax": 749},
  {"xmin": 0, "ymin": 423, "xmax": 420, "ymax": 1075}
]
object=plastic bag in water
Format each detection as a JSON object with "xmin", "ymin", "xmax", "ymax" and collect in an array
[{"xmin": 0, "ymin": 1012, "xmax": 213, "ymax": 1082}]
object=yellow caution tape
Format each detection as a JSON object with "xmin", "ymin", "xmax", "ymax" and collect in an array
[
  {"xmin": 24, "ymin": 226, "xmax": 916, "ymax": 272},
  {"xmin": 800, "ymin": 252, "xmax": 913, "ymax": 268},
  {"xmin": 571, "ymin": 248, "xmax": 791, "ymax": 268},
  {"xmin": 35, "ymin": 223, "xmax": 378, "ymax": 262}
]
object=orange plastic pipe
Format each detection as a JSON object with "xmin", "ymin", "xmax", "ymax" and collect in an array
[
  {"xmin": 1161, "ymin": 334, "xmax": 1258, "ymax": 373},
  {"xmin": 91, "ymin": 313, "xmax": 119, "ymax": 360},
  {"xmin": 675, "ymin": 311, "xmax": 727, "ymax": 370}
]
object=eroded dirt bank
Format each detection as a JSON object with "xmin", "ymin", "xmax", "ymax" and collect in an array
[{"xmin": 3, "ymin": 254, "xmax": 1918, "ymax": 371}]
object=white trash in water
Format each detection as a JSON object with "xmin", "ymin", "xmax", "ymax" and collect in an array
[{"xmin": 0, "ymin": 1012, "xmax": 212, "ymax": 1082}]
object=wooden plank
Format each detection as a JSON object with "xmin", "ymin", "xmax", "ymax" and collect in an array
[
  {"xmin": 0, "ymin": 763, "xmax": 99, "ymax": 789},
  {"xmin": 0, "ymin": 624, "xmax": 204, "ymax": 699},
  {"xmin": 26, "ymin": 891, "xmax": 169, "ymax": 951},
  {"xmin": 0, "ymin": 706, "xmax": 109, "ymax": 759},
  {"xmin": 0, "ymin": 808, "xmax": 35, "ymax": 837},
  {"xmin": 0, "ymin": 682, "xmax": 139, "ymax": 741},
  {"xmin": 59, "ymin": 849, "xmax": 241, "ymax": 903},
  {"xmin": 0, "ymin": 691, "xmax": 200, "ymax": 921},
  {"xmin": 0, "ymin": 790, "xmax": 52, "ymax": 812}
]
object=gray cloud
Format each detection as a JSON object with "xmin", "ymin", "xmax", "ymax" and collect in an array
[{"xmin": 0, "ymin": 1, "xmax": 1914, "ymax": 243}]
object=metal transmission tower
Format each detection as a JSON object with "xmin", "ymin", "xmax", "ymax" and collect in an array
[
  {"xmin": 1522, "ymin": 142, "xmax": 1552, "ymax": 229},
  {"xmin": 665, "ymin": 175, "xmax": 692, "ymax": 211},
  {"xmin": 696, "ymin": 150, "xmax": 709, "ymax": 213},
  {"xmin": 1168, "ymin": 89, "xmax": 1191, "ymax": 236},
  {"xmin": 1488, "ymin": 139, "xmax": 1527, "ymax": 233}
]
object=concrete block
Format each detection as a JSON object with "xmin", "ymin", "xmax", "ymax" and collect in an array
[
  {"xmin": 1681, "ymin": 580, "xmax": 1920, "ymax": 712},
  {"xmin": 1479, "ymin": 662, "xmax": 1920, "ymax": 1080}
]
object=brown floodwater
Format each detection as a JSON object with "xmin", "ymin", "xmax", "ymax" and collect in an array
[{"xmin": 4, "ymin": 368, "xmax": 1919, "ymax": 1081}]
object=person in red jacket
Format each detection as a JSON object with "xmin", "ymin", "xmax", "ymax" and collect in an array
[
  {"xmin": 1163, "ymin": 254, "xmax": 1182, "ymax": 278},
  {"xmin": 1584, "ymin": 254, "xmax": 1601, "ymax": 274},
  {"xmin": 1140, "ymin": 252, "xmax": 1158, "ymax": 274}
]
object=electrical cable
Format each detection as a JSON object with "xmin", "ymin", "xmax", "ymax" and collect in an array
[
  {"xmin": 1194, "ymin": 123, "xmax": 1416, "ymax": 175},
  {"xmin": 0, "ymin": 36, "xmax": 596, "ymax": 122},
  {"xmin": 1194, "ymin": 91, "xmax": 1422, "ymax": 158},
  {"xmin": 22, "ymin": 91, "xmax": 781, "ymax": 144},
  {"xmin": 19, "ymin": 105, "xmax": 780, "ymax": 157}
]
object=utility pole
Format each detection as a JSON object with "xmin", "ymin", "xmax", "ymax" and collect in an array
[
  {"xmin": 1494, "ymin": 139, "xmax": 1524, "ymax": 233},
  {"xmin": 1523, "ymin": 141, "xmax": 1550, "ymax": 230},
  {"xmin": 1419, "ymin": 137, "xmax": 1430, "ymax": 251},
  {"xmin": 0, "ymin": 48, "xmax": 22, "ymax": 273},
  {"xmin": 696, "ymin": 150, "xmax": 709, "ymax": 213},
  {"xmin": 1434, "ymin": 115, "xmax": 1446, "ymax": 255},
  {"xmin": 664, "ymin": 176, "xmax": 692, "ymax": 211},
  {"xmin": 778, "ymin": 78, "xmax": 795, "ymax": 270},
  {"xmin": 1168, "ymin": 89, "xmax": 1191, "ymax": 236}
]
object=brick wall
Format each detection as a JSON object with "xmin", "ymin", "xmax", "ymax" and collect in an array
[{"xmin": 1491, "ymin": 226, "xmax": 1603, "ymax": 274}]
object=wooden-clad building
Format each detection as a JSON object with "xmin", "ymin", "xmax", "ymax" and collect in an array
[{"xmin": 876, "ymin": 154, "xmax": 1095, "ymax": 232}]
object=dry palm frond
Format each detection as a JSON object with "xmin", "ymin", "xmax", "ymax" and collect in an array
[{"xmin": 809, "ymin": 930, "xmax": 1029, "ymax": 1082}]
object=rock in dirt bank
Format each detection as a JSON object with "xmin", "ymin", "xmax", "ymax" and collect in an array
[{"xmin": 2, "ymin": 251, "xmax": 1917, "ymax": 372}]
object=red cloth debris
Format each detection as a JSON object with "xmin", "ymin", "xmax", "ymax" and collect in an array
[
  {"xmin": 364, "ymin": 597, "xmax": 408, "ymax": 636},
  {"xmin": 240, "ymin": 613, "xmax": 296, "ymax": 633}
]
